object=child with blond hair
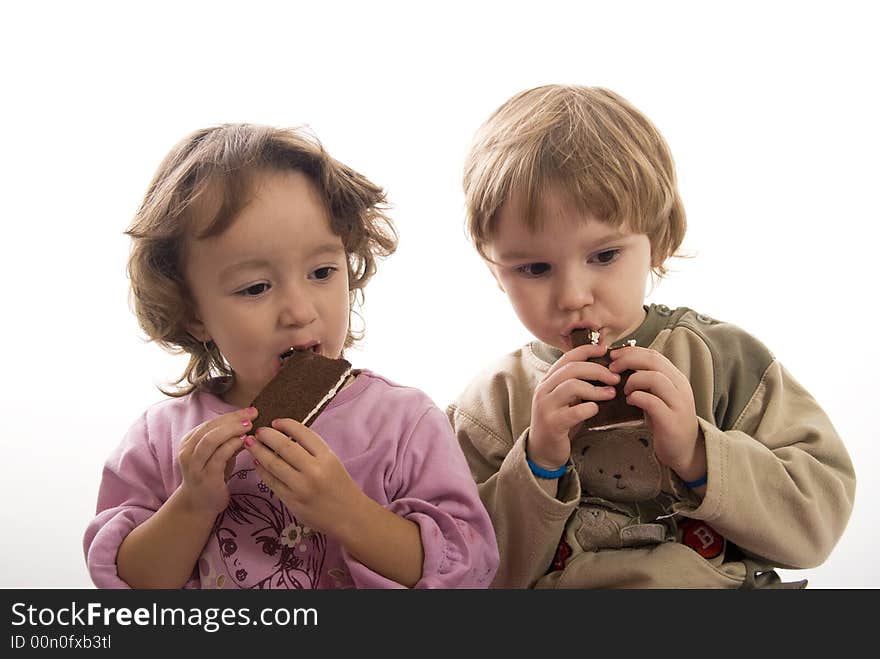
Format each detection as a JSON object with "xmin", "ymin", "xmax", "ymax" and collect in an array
[
  {"xmin": 448, "ymin": 85, "xmax": 855, "ymax": 588},
  {"xmin": 85, "ymin": 123, "xmax": 498, "ymax": 589}
]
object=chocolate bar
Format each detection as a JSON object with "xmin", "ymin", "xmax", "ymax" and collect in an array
[
  {"xmin": 572, "ymin": 330, "xmax": 643, "ymax": 430},
  {"xmin": 250, "ymin": 351, "xmax": 352, "ymax": 430}
]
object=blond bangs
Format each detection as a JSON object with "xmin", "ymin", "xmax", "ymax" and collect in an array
[{"xmin": 464, "ymin": 85, "xmax": 686, "ymax": 275}]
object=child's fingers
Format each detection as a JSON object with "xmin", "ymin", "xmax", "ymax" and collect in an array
[
  {"xmin": 609, "ymin": 347, "xmax": 672, "ymax": 377},
  {"xmin": 564, "ymin": 400, "xmax": 601, "ymax": 427},
  {"xmin": 190, "ymin": 422, "xmax": 247, "ymax": 472},
  {"xmin": 224, "ymin": 444, "xmax": 247, "ymax": 480},
  {"xmin": 559, "ymin": 359, "xmax": 621, "ymax": 385},
  {"xmin": 253, "ymin": 426, "xmax": 313, "ymax": 470},
  {"xmin": 547, "ymin": 378, "xmax": 616, "ymax": 408},
  {"xmin": 245, "ymin": 433, "xmax": 299, "ymax": 487},
  {"xmin": 623, "ymin": 370, "xmax": 679, "ymax": 407},
  {"xmin": 180, "ymin": 408, "xmax": 255, "ymax": 463},
  {"xmin": 204, "ymin": 435, "xmax": 246, "ymax": 477},
  {"xmin": 546, "ymin": 342, "xmax": 610, "ymax": 377},
  {"xmin": 539, "ymin": 360, "xmax": 619, "ymax": 395},
  {"xmin": 625, "ymin": 390, "xmax": 673, "ymax": 428},
  {"xmin": 252, "ymin": 463, "xmax": 289, "ymax": 502},
  {"xmin": 270, "ymin": 418, "xmax": 327, "ymax": 457},
  {"xmin": 252, "ymin": 424, "xmax": 288, "ymax": 445},
  {"xmin": 612, "ymin": 347, "xmax": 693, "ymax": 399},
  {"xmin": 608, "ymin": 346, "xmax": 657, "ymax": 371}
]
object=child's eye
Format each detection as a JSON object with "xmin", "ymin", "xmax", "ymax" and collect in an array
[
  {"xmin": 516, "ymin": 263, "xmax": 551, "ymax": 277},
  {"xmin": 310, "ymin": 266, "xmax": 338, "ymax": 281},
  {"xmin": 591, "ymin": 249, "xmax": 620, "ymax": 265},
  {"xmin": 237, "ymin": 282, "xmax": 270, "ymax": 297}
]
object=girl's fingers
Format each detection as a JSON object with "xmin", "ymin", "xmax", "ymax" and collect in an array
[
  {"xmin": 181, "ymin": 408, "xmax": 256, "ymax": 465},
  {"xmin": 253, "ymin": 426, "xmax": 312, "ymax": 470},
  {"xmin": 269, "ymin": 418, "xmax": 327, "ymax": 457},
  {"xmin": 252, "ymin": 463, "xmax": 289, "ymax": 500},
  {"xmin": 246, "ymin": 432, "xmax": 300, "ymax": 486},
  {"xmin": 207, "ymin": 436, "xmax": 245, "ymax": 475},
  {"xmin": 191, "ymin": 424, "xmax": 240, "ymax": 472},
  {"xmin": 224, "ymin": 444, "xmax": 247, "ymax": 480},
  {"xmin": 187, "ymin": 428, "xmax": 216, "ymax": 472}
]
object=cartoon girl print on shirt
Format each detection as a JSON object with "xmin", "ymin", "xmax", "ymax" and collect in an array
[{"xmin": 208, "ymin": 467, "xmax": 327, "ymax": 589}]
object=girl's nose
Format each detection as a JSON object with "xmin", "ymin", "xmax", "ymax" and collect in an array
[{"xmin": 278, "ymin": 287, "xmax": 318, "ymax": 327}]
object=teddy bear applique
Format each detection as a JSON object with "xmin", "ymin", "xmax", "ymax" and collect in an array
[{"xmin": 559, "ymin": 331, "xmax": 716, "ymax": 561}]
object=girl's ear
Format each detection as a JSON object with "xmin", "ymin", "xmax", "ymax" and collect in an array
[{"xmin": 185, "ymin": 312, "xmax": 210, "ymax": 343}]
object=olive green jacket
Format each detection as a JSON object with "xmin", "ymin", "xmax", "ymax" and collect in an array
[{"xmin": 447, "ymin": 305, "xmax": 856, "ymax": 588}]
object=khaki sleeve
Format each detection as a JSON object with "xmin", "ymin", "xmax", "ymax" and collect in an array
[
  {"xmin": 673, "ymin": 360, "xmax": 856, "ymax": 568},
  {"xmin": 447, "ymin": 399, "xmax": 579, "ymax": 588}
]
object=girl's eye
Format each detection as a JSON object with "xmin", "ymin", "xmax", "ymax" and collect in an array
[
  {"xmin": 516, "ymin": 263, "xmax": 551, "ymax": 277},
  {"xmin": 311, "ymin": 266, "xmax": 337, "ymax": 281},
  {"xmin": 238, "ymin": 283, "xmax": 270, "ymax": 297},
  {"xmin": 592, "ymin": 249, "xmax": 619, "ymax": 265}
]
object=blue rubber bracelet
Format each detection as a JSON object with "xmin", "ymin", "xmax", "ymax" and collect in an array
[
  {"xmin": 526, "ymin": 457, "xmax": 568, "ymax": 479},
  {"xmin": 684, "ymin": 473, "xmax": 708, "ymax": 488}
]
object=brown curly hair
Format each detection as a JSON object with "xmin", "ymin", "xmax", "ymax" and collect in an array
[{"xmin": 126, "ymin": 124, "xmax": 398, "ymax": 397}]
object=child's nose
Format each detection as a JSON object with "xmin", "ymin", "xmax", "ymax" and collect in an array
[
  {"xmin": 556, "ymin": 271, "xmax": 594, "ymax": 311},
  {"xmin": 278, "ymin": 286, "xmax": 318, "ymax": 327}
]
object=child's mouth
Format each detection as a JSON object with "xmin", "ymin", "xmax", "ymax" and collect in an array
[
  {"xmin": 279, "ymin": 345, "xmax": 319, "ymax": 362},
  {"xmin": 565, "ymin": 327, "xmax": 602, "ymax": 349}
]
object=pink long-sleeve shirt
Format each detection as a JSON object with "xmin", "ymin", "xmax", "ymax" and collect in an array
[{"xmin": 84, "ymin": 370, "xmax": 498, "ymax": 589}]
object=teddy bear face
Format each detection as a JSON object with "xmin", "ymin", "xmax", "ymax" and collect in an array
[{"xmin": 570, "ymin": 425, "xmax": 663, "ymax": 502}]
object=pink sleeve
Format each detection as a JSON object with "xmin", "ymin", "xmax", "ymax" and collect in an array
[
  {"xmin": 343, "ymin": 406, "xmax": 499, "ymax": 589},
  {"xmin": 83, "ymin": 414, "xmax": 176, "ymax": 589}
]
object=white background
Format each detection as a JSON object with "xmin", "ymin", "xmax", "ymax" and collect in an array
[{"xmin": 1, "ymin": 0, "xmax": 877, "ymax": 588}]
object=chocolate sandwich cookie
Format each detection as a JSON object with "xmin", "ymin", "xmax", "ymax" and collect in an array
[
  {"xmin": 250, "ymin": 350, "xmax": 353, "ymax": 430},
  {"xmin": 571, "ymin": 329, "xmax": 643, "ymax": 430}
]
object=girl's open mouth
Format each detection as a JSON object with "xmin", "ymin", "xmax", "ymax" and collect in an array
[{"xmin": 279, "ymin": 345, "xmax": 319, "ymax": 362}]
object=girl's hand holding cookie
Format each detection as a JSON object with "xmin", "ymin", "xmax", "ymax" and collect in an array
[
  {"xmin": 246, "ymin": 418, "xmax": 364, "ymax": 540},
  {"xmin": 176, "ymin": 407, "xmax": 256, "ymax": 516}
]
